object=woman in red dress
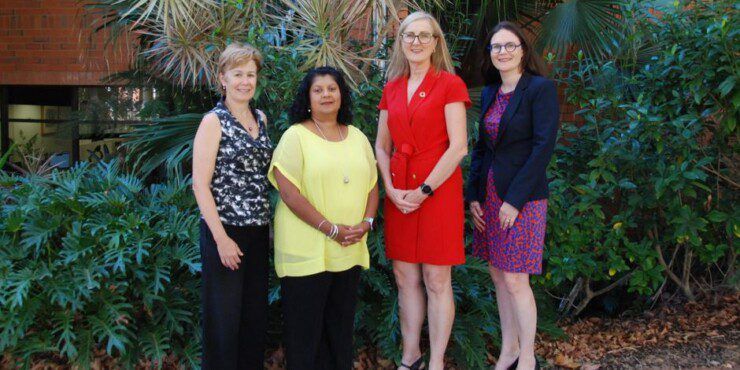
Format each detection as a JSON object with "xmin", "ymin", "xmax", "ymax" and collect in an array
[{"xmin": 375, "ymin": 11, "xmax": 470, "ymax": 370}]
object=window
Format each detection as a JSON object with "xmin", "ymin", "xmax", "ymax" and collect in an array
[{"xmin": 1, "ymin": 85, "xmax": 152, "ymax": 167}]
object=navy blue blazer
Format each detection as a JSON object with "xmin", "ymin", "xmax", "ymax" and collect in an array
[{"xmin": 465, "ymin": 73, "xmax": 560, "ymax": 210}]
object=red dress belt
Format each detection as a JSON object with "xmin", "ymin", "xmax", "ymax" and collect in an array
[{"xmin": 390, "ymin": 143, "xmax": 447, "ymax": 189}]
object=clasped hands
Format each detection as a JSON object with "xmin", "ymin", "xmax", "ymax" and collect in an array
[
  {"xmin": 387, "ymin": 186, "xmax": 427, "ymax": 215},
  {"xmin": 320, "ymin": 221, "xmax": 371, "ymax": 247}
]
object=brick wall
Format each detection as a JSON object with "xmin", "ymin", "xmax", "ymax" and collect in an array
[{"xmin": 0, "ymin": 0, "xmax": 134, "ymax": 86}]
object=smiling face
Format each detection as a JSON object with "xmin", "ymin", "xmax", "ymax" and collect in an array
[
  {"xmin": 401, "ymin": 19, "xmax": 437, "ymax": 65},
  {"xmin": 219, "ymin": 59, "xmax": 258, "ymax": 102},
  {"xmin": 489, "ymin": 29, "xmax": 524, "ymax": 74},
  {"xmin": 309, "ymin": 74, "xmax": 341, "ymax": 117}
]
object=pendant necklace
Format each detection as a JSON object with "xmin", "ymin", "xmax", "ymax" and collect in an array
[{"xmin": 312, "ymin": 118, "xmax": 350, "ymax": 184}]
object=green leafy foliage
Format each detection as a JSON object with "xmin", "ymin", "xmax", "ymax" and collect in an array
[
  {"xmin": 0, "ymin": 160, "xmax": 561, "ymax": 368},
  {"xmin": 540, "ymin": 1, "xmax": 738, "ymax": 314},
  {"xmin": 0, "ymin": 162, "xmax": 201, "ymax": 368}
]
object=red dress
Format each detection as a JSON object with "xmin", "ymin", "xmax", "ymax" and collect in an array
[{"xmin": 378, "ymin": 69, "xmax": 471, "ymax": 265}]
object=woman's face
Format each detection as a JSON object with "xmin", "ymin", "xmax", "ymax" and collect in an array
[
  {"xmin": 219, "ymin": 60, "xmax": 258, "ymax": 101},
  {"xmin": 401, "ymin": 19, "xmax": 437, "ymax": 65},
  {"xmin": 309, "ymin": 74, "xmax": 341, "ymax": 117},
  {"xmin": 489, "ymin": 29, "xmax": 524, "ymax": 74}
]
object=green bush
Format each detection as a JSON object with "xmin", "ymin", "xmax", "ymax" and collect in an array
[
  {"xmin": 0, "ymin": 162, "xmax": 201, "ymax": 368},
  {"xmin": 0, "ymin": 160, "xmax": 558, "ymax": 369},
  {"xmin": 540, "ymin": 1, "xmax": 738, "ymax": 314}
]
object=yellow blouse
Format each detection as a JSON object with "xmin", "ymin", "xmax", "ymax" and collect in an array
[{"xmin": 268, "ymin": 124, "xmax": 378, "ymax": 277}]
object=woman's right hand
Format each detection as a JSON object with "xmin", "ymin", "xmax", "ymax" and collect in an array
[
  {"xmin": 387, "ymin": 187, "xmax": 420, "ymax": 214},
  {"xmin": 334, "ymin": 224, "xmax": 364, "ymax": 247},
  {"xmin": 215, "ymin": 234, "xmax": 243, "ymax": 270},
  {"xmin": 469, "ymin": 201, "xmax": 485, "ymax": 232}
]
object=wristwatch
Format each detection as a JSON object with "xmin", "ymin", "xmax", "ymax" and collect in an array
[
  {"xmin": 420, "ymin": 183, "xmax": 434, "ymax": 196},
  {"xmin": 362, "ymin": 217, "xmax": 375, "ymax": 230}
]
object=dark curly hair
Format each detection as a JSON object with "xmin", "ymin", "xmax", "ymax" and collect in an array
[{"xmin": 288, "ymin": 66, "xmax": 353, "ymax": 125}]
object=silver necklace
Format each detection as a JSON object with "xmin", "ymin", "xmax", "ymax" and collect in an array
[
  {"xmin": 225, "ymin": 101, "xmax": 258, "ymax": 136},
  {"xmin": 312, "ymin": 118, "xmax": 350, "ymax": 184}
]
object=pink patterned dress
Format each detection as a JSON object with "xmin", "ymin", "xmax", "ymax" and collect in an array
[{"xmin": 472, "ymin": 89, "xmax": 547, "ymax": 274}]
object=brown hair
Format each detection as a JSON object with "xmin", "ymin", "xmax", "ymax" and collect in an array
[
  {"xmin": 481, "ymin": 21, "xmax": 546, "ymax": 85},
  {"xmin": 217, "ymin": 42, "xmax": 263, "ymax": 94}
]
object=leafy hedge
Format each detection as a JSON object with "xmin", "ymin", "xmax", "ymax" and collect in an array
[
  {"xmin": 0, "ymin": 160, "xmax": 557, "ymax": 369},
  {"xmin": 0, "ymin": 162, "xmax": 201, "ymax": 368},
  {"xmin": 541, "ymin": 2, "xmax": 738, "ymax": 314}
]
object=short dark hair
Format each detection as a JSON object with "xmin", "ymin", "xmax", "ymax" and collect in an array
[
  {"xmin": 481, "ymin": 21, "xmax": 547, "ymax": 85},
  {"xmin": 288, "ymin": 66, "xmax": 353, "ymax": 125}
]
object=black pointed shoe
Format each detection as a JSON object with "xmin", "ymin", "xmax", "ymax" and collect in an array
[{"xmin": 399, "ymin": 356, "xmax": 425, "ymax": 370}]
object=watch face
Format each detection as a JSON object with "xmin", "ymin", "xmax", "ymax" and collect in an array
[{"xmin": 422, "ymin": 184, "xmax": 432, "ymax": 194}]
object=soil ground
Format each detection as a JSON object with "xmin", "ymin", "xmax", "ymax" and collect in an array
[{"xmin": 6, "ymin": 293, "xmax": 738, "ymax": 369}]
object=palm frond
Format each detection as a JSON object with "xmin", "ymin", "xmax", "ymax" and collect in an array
[
  {"xmin": 122, "ymin": 113, "xmax": 201, "ymax": 176},
  {"xmin": 535, "ymin": 0, "xmax": 626, "ymax": 60},
  {"xmin": 278, "ymin": 0, "xmax": 372, "ymax": 86},
  {"xmin": 116, "ymin": 0, "xmax": 215, "ymax": 28}
]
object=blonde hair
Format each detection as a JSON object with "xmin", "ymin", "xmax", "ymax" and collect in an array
[
  {"xmin": 217, "ymin": 42, "xmax": 263, "ymax": 93},
  {"xmin": 385, "ymin": 11, "xmax": 456, "ymax": 81}
]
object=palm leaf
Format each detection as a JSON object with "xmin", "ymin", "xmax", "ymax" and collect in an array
[
  {"xmin": 445, "ymin": 0, "xmax": 626, "ymax": 69},
  {"xmin": 0, "ymin": 143, "xmax": 17, "ymax": 169},
  {"xmin": 534, "ymin": 0, "xmax": 626, "ymax": 60},
  {"xmin": 122, "ymin": 113, "xmax": 201, "ymax": 176},
  {"xmin": 115, "ymin": 0, "xmax": 215, "ymax": 28},
  {"xmin": 278, "ymin": 0, "xmax": 372, "ymax": 86}
]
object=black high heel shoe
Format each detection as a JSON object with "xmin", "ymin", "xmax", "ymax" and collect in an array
[
  {"xmin": 507, "ymin": 357, "xmax": 539, "ymax": 370},
  {"xmin": 399, "ymin": 356, "xmax": 425, "ymax": 370}
]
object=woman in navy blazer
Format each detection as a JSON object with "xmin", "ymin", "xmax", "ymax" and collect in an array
[{"xmin": 466, "ymin": 21, "xmax": 559, "ymax": 370}]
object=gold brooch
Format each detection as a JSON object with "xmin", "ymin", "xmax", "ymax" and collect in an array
[{"xmin": 419, "ymin": 91, "xmax": 426, "ymax": 98}]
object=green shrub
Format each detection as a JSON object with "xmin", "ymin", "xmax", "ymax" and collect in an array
[
  {"xmin": 540, "ymin": 1, "xmax": 738, "ymax": 314},
  {"xmin": 0, "ymin": 162, "xmax": 201, "ymax": 369},
  {"xmin": 0, "ymin": 160, "xmax": 548, "ymax": 369}
]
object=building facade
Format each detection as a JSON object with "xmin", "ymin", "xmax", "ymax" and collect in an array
[{"xmin": 0, "ymin": 0, "xmax": 138, "ymax": 166}]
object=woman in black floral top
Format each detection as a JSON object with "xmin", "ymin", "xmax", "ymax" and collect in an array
[{"xmin": 192, "ymin": 42, "xmax": 272, "ymax": 370}]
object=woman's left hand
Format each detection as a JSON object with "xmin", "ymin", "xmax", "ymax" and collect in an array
[
  {"xmin": 499, "ymin": 202, "xmax": 519, "ymax": 230},
  {"xmin": 340, "ymin": 222, "xmax": 371, "ymax": 246},
  {"xmin": 402, "ymin": 188, "xmax": 428, "ymax": 209}
]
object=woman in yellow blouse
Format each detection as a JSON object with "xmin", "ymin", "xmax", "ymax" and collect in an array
[{"xmin": 268, "ymin": 66, "xmax": 379, "ymax": 370}]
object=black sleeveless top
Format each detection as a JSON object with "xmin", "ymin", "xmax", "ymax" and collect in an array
[{"xmin": 209, "ymin": 100, "xmax": 272, "ymax": 226}]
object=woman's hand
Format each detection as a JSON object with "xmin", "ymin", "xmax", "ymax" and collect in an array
[
  {"xmin": 387, "ymin": 187, "xmax": 420, "ymax": 214},
  {"xmin": 214, "ymin": 234, "xmax": 243, "ymax": 270},
  {"xmin": 402, "ymin": 188, "xmax": 428, "ymax": 209},
  {"xmin": 338, "ymin": 222, "xmax": 371, "ymax": 246},
  {"xmin": 332, "ymin": 224, "xmax": 365, "ymax": 246},
  {"xmin": 499, "ymin": 202, "xmax": 520, "ymax": 230},
  {"xmin": 469, "ymin": 201, "xmax": 485, "ymax": 232}
]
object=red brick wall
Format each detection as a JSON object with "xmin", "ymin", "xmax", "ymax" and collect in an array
[{"xmin": 0, "ymin": 0, "xmax": 134, "ymax": 86}]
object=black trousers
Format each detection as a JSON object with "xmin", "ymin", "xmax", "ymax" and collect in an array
[
  {"xmin": 200, "ymin": 220, "xmax": 269, "ymax": 370},
  {"xmin": 281, "ymin": 266, "xmax": 361, "ymax": 370}
]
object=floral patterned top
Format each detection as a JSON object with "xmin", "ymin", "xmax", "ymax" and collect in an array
[{"xmin": 208, "ymin": 100, "xmax": 272, "ymax": 226}]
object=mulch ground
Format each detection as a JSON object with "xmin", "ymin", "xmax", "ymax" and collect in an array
[
  {"xmin": 5, "ymin": 292, "xmax": 738, "ymax": 369},
  {"xmin": 331, "ymin": 291, "xmax": 739, "ymax": 369},
  {"xmin": 537, "ymin": 292, "xmax": 739, "ymax": 369}
]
